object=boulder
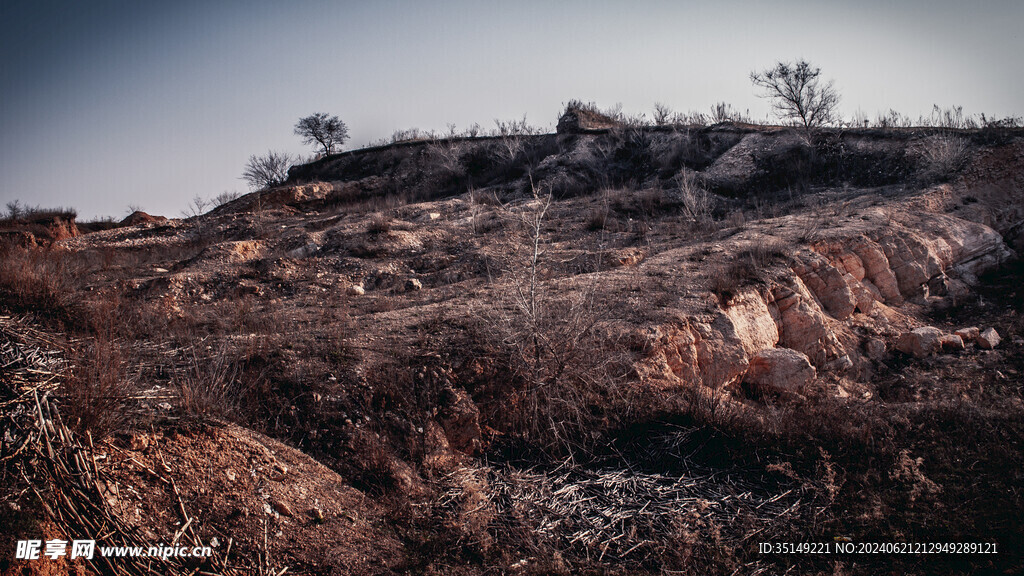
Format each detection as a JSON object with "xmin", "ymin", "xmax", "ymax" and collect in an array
[
  {"xmin": 896, "ymin": 327, "xmax": 944, "ymax": 358},
  {"xmin": 977, "ymin": 328, "xmax": 1001, "ymax": 349},
  {"xmin": 744, "ymin": 348, "xmax": 816, "ymax": 393}
]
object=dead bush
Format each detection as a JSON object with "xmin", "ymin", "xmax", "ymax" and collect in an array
[
  {"xmin": 478, "ymin": 190, "xmax": 633, "ymax": 456},
  {"xmin": 585, "ymin": 204, "xmax": 609, "ymax": 231},
  {"xmin": 174, "ymin": 343, "xmax": 251, "ymax": 422},
  {"xmin": 677, "ymin": 171, "xmax": 716, "ymax": 228},
  {"xmin": 0, "ymin": 244, "xmax": 81, "ymax": 323},
  {"xmin": 367, "ymin": 212, "xmax": 392, "ymax": 235},
  {"xmin": 61, "ymin": 333, "xmax": 135, "ymax": 439},
  {"xmin": 917, "ymin": 133, "xmax": 970, "ymax": 181}
]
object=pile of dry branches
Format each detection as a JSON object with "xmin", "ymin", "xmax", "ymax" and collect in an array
[
  {"xmin": 0, "ymin": 315, "xmax": 263, "ymax": 575},
  {"xmin": 441, "ymin": 455, "xmax": 806, "ymax": 567}
]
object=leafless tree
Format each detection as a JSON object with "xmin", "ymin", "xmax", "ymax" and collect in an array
[
  {"xmin": 5, "ymin": 200, "xmax": 22, "ymax": 220},
  {"xmin": 750, "ymin": 60, "xmax": 839, "ymax": 129},
  {"xmin": 241, "ymin": 150, "xmax": 294, "ymax": 190},
  {"xmin": 652, "ymin": 102, "xmax": 674, "ymax": 126},
  {"xmin": 294, "ymin": 112, "xmax": 349, "ymax": 156}
]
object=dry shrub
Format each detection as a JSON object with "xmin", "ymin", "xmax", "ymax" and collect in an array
[
  {"xmin": 367, "ymin": 212, "xmax": 392, "ymax": 234},
  {"xmin": 478, "ymin": 192, "xmax": 634, "ymax": 456},
  {"xmin": 709, "ymin": 241, "xmax": 788, "ymax": 304},
  {"xmin": 677, "ymin": 171, "xmax": 716, "ymax": 228},
  {"xmin": 917, "ymin": 133, "xmax": 970, "ymax": 181},
  {"xmin": 585, "ymin": 204, "xmax": 609, "ymax": 231},
  {"xmin": 0, "ymin": 245, "xmax": 76, "ymax": 319},
  {"xmin": 174, "ymin": 343, "xmax": 250, "ymax": 421},
  {"xmin": 62, "ymin": 334, "xmax": 134, "ymax": 439}
]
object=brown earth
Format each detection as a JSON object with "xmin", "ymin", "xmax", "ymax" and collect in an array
[{"xmin": 2, "ymin": 124, "xmax": 1024, "ymax": 575}]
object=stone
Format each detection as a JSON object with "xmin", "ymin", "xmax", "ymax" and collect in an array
[
  {"xmin": 865, "ymin": 338, "xmax": 887, "ymax": 360},
  {"xmin": 977, "ymin": 328, "xmax": 1001, "ymax": 349},
  {"xmin": 938, "ymin": 334, "xmax": 965, "ymax": 351},
  {"xmin": 954, "ymin": 327, "xmax": 980, "ymax": 342},
  {"xmin": 896, "ymin": 327, "xmax": 944, "ymax": 358},
  {"xmin": 286, "ymin": 242, "xmax": 319, "ymax": 259},
  {"xmin": 271, "ymin": 499, "xmax": 294, "ymax": 517},
  {"xmin": 405, "ymin": 278, "xmax": 423, "ymax": 291},
  {"xmin": 744, "ymin": 348, "xmax": 816, "ymax": 393},
  {"xmin": 722, "ymin": 292, "xmax": 779, "ymax": 356},
  {"xmin": 346, "ymin": 285, "xmax": 365, "ymax": 296},
  {"xmin": 769, "ymin": 279, "xmax": 846, "ymax": 366}
]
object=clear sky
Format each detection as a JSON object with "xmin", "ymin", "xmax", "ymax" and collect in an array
[{"xmin": 1, "ymin": 0, "xmax": 1021, "ymax": 219}]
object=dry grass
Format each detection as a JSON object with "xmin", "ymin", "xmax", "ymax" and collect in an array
[
  {"xmin": 0, "ymin": 244, "xmax": 77, "ymax": 320},
  {"xmin": 173, "ymin": 342, "xmax": 257, "ymax": 422}
]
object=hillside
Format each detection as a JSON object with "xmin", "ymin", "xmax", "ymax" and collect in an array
[{"xmin": 2, "ymin": 122, "xmax": 1024, "ymax": 575}]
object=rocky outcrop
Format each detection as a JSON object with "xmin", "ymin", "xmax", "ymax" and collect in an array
[
  {"xmin": 645, "ymin": 316, "xmax": 750, "ymax": 390},
  {"xmin": 641, "ymin": 211, "xmax": 1013, "ymax": 397},
  {"xmin": 767, "ymin": 277, "xmax": 847, "ymax": 366},
  {"xmin": 791, "ymin": 250, "xmax": 857, "ymax": 319}
]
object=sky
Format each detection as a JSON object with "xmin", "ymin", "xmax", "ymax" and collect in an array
[{"xmin": 1, "ymin": 0, "xmax": 1021, "ymax": 219}]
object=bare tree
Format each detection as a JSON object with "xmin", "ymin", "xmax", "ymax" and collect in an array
[
  {"xmin": 241, "ymin": 150, "xmax": 294, "ymax": 190},
  {"xmin": 750, "ymin": 60, "xmax": 839, "ymax": 129},
  {"xmin": 5, "ymin": 200, "xmax": 22, "ymax": 220},
  {"xmin": 294, "ymin": 113, "xmax": 349, "ymax": 156},
  {"xmin": 652, "ymin": 102, "xmax": 674, "ymax": 126}
]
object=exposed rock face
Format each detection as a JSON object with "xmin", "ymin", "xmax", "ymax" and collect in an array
[
  {"xmin": 744, "ymin": 348, "xmax": 816, "ymax": 393},
  {"xmin": 644, "ymin": 315, "xmax": 751, "ymax": 389},
  {"xmin": 791, "ymin": 250, "xmax": 857, "ymax": 319},
  {"xmin": 640, "ymin": 208, "xmax": 1014, "ymax": 399},
  {"xmin": 849, "ymin": 237, "xmax": 903, "ymax": 304},
  {"xmin": 767, "ymin": 278, "xmax": 846, "ymax": 365},
  {"xmin": 897, "ymin": 327, "xmax": 944, "ymax": 358},
  {"xmin": 722, "ymin": 292, "xmax": 779, "ymax": 355}
]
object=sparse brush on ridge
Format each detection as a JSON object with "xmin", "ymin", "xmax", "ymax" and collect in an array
[{"xmin": 242, "ymin": 150, "xmax": 294, "ymax": 191}]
